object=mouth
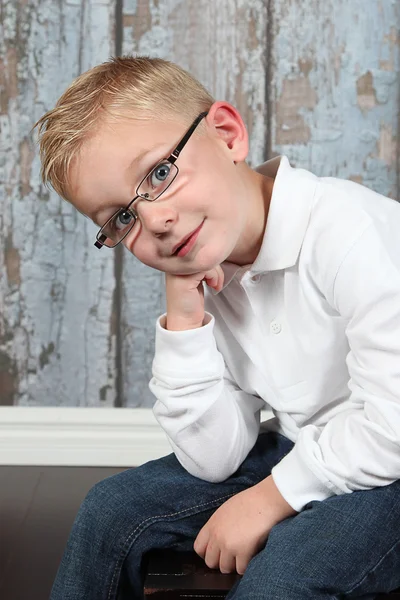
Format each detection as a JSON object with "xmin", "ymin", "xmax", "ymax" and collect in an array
[{"xmin": 172, "ymin": 220, "xmax": 205, "ymax": 257}]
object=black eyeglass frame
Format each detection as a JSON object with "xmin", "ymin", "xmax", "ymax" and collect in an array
[{"xmin": 94, "ymin": 110, "xmax": 209, "ymax": 249}]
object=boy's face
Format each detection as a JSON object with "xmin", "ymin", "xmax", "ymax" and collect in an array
[{"xmin": 69, "ymin": 104, "xmax": 251, "ymax": 275}]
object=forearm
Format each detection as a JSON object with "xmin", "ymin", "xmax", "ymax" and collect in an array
[
  {"xmin": 151, "ymin": 312, "xmax": 265, "ymax": 481},
  {"xmin": 254, "ymin": 474, "xmax": 299, "ymax": 520},
  {"xmin": 152, "ymin": 382, "xmax": 263, "ymax": 482}
]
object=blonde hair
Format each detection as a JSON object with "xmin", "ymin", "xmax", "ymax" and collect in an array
[{"xmin": 34, "ymin": 55, "xmax": 215, "ymax": 199}]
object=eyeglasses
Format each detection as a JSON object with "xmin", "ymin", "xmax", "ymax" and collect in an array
[{"xmin": 94, "ymin": 111, "xmax": 209, "ymax": 249}]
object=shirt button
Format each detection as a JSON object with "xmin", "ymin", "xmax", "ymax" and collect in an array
[
  {"xmin": 270, "ymin": 320, "xmax": 282, "ymax": 334},
  {"xmin": 251, "ymin": 274, "xmax": 261, "ymax": 283}
]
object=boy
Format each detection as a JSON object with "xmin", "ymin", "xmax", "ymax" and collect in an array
[{"xmin": 35, "ymin": 56, "xmax": 400, "ymax": 599}]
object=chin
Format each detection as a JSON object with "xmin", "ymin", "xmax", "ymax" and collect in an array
[
  {"xmin": 191, "ymin": 249, "xmax": 226, "ymax": 273},
  {"xmin": 153, "ymin": 242, "xmax": 228, "ymax": 275},
  {"xmin": 171, "ymin": 258, "xmax": 220, "ymax": 276}
]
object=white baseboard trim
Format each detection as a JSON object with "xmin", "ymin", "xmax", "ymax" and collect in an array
[
  {"xmin": 0, "ymin": 407, "xmax": 171, "ymax": 467},
  {"xmin": 0, "ymin": 407, "xmax": 272, "ymax": 467}
]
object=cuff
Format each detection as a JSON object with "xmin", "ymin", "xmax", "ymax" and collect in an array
[
  {"xmin": 153, "ymin": 312, "xmax": 223, "ymax": 378},
  {"xmin": 271, "ymin": 441, "xmax": 336, "ymax": 512}
]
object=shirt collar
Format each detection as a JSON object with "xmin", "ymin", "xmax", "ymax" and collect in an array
[{"xmin": 214, "ymin": 155, "xmax": 319, "ymax": 293}]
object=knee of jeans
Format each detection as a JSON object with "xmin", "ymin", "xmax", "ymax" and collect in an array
[
  {"xmin": 78, "ymin": 474, "xmax": 133, "ymax": 527},
  {"xmin": 78, "ymin": 478, "xmax": 111, "ymax": 516},
  {"xmin": 73, "ymin": 476, "xmax": 146, "ymax": 554}
]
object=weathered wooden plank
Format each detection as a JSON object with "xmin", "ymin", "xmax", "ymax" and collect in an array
[
  {"xmin": 4, "ymin": 0, "xmax": 396, "ymax": 411},
  {"xmin": 0, "ymin": 0, "xmax": 117, "ymax": 406},
  {"xmin": 120, "ymin": 0, "xmax": 269, "ymax": 407},
  {"xmin": 271, "ymin": 0, "xmax": 399, "ymax": 199}
]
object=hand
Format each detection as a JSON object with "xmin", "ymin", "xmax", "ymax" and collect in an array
[
  {"xmin": 165, "ymin": 265, "xmax": 224, "ymax": 331},
  {"xmin": 193, "ymin": 475, "xmax": 298, "ymax": 575}
]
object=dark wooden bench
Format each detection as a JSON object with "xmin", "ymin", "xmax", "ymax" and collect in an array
[{"xmin": 143, "ymin": 550, "xmax": 400, "ymax": 599}]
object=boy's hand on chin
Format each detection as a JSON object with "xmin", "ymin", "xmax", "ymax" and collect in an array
[
  {"xmin": 193, "ymin": 475, "xmax": 298, "ymax": 576},
  {"xmin": 165, "ymin": 266, "xmax": 224, "ymax": 331}
]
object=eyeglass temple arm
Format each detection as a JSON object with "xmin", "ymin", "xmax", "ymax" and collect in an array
[
  {"xmin": 94, "ymin": 233, "xmax": 107, "ymax": 249},
  {"xmin": 169, "ymin": 111, "xmax": 209, "ymax": 163}
]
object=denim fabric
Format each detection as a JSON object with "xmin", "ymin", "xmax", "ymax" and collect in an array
[{"xmin": 49, "ymin": 431, "xmax": 400, "ymax": 600}]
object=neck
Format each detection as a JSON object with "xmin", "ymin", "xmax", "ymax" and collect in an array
[{"xmin": 227, "ymin": 166, "xmax": 274, "ymax": 266}]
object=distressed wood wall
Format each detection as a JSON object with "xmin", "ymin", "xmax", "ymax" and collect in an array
[{"xmin": 0, "ymin": 0, "xmax": 399, "ymax": 408}]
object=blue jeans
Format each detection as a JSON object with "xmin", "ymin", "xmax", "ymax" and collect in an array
[{"xmin": 50, "ymin": 431, "xmax": 400, "ymax": 599}]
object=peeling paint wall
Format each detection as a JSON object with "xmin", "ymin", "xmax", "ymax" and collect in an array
[
  {"xmin": 0, "ymin": 0, "xmax": 117, "ymax": 406},
  {"xmin": 0, "ymin": 0, "xmax": 399, "ymax": 407},
  {"xmin": 120, "ymin": 0, "xmax": 268, "ymax": 406},
  {"xmin": 271, "ymin": 0, "xmax": 400, "ymax": 198}
]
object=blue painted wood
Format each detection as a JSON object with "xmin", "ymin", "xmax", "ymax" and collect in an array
[
  {"xmin": 1, "ymin": 0, "xmax": 398, "ymax": 408},
  {"xmin": 0, "ymin": 0, "xmax": 117, "ymax": 406},
  {"xmin": 271, "ymin": 0, "xmax": 399, "ymax": 199},
  {"xmin": 120, "ymin": 0, "xmax": 269, "ymax": 406}
]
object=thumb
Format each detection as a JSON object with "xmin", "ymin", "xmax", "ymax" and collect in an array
[{"xmin": 204, "ymin": 265, "xmax": 224, "ymax": 291}]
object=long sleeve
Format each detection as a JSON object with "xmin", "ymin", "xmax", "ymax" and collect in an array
[
  {"xmin": 149, "ymin": 313, "xmax": 265, "ymax": 482},
  {"xmin": 271, "ymin": 222, "xmax": 400, "ymax": 512}
]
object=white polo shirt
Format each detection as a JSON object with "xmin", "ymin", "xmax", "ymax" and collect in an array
[{"xmin": 150, "ymin": 155, "xmax": 400, "ymax": 512}]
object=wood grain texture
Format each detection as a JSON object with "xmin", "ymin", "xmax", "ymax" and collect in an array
[
  {"xmin": 120, "ymin": 0, "xmax": 268, "ymax": 406},
  {"xmin": 0, "ymin": 0, "xmax": 117, "ymax": 406},
  {"xmin": 271, "ymin": 0, "xmax": 400, "ymax": 199},
  {"xmin": 0, "ymin": 465, "xmax": 126, "ymax": 599}
]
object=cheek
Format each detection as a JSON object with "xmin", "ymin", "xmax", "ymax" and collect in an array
[
  {"xmin": 126, "ymin": 239, "xmax": 153, "ymax": 265},
  {"xmin": 198, "ymin": 171, "xmax": 242, "ymax": 222},
  {"xmin": 127, "ymin": 245, "xmax": 160, "ymax": 270},
  {"xmin": 122, "ymin": 224, "xmax": 149, "ymax": 262}
]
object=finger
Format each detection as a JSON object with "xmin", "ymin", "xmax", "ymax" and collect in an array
[
  {"xmin": 203, "ymin": 267, "xmax": 222, "ymax": 290},
  {"xmin": 219, "ymin": 551, "xmax": 236, "ymax": 574},
  {"xmin": 235, "ymin": 553, "xmax": 253, "ymax": 576},
  {"xmin": 203, "ymin": 275, "xmax": 218, "ymax": 290},
  {"xmin": 204, "ymin": 542, "xmax": 220, "ymax": 571},
  {"xmin": 193, "ymin": 527, "xmax": 209, "ymax": 559},
  {"xmin": 209, "ymin": 265, "xmax": 224, "ymax": 291},
  {"xmin": 216, "ymin": 265, "xmax": 225, "ymax": 290},
  {"xmin": 203, "ymin": 268, "xmax": 217, "ymax": 282}
]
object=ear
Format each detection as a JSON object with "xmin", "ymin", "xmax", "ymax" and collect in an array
[{"xmin": 205, "ymin": 101, "xmax": 249, "ymax": 163}]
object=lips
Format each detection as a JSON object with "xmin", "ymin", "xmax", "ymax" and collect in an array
[{"xmin": 172, "ymin": 221, "xmax": 204, "ymax": 256}]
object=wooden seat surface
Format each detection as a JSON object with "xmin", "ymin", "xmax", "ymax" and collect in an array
[
  {"xmin": 144, "ymin": 550, "xmax": 240, "ymax": 598},
  {"xmin": 143, "ymin": 550, "xmax": 400, "ymax": 599}
]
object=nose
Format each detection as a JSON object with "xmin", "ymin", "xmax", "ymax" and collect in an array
[{"xmin": 135, "ymin": 198, "xmax": 178, "ymax": 235}]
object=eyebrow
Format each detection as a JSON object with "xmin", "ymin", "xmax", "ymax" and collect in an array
[{"xmin": 90, "ymin": 143, "xmax": 165, "ymax": 222}]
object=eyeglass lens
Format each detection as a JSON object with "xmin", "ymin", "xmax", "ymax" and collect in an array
[{"xmin": 98, "ymin": 160, "xmax": 178, "ymax": 247}]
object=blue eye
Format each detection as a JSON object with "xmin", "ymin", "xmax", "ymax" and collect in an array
[
  {"xmin": 114, "ymin": 210, "xmax": 133, "ymax": 231},
  {"xmin": 150, "ymin": 163, "xmax": 171, "ymax": 187}
]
